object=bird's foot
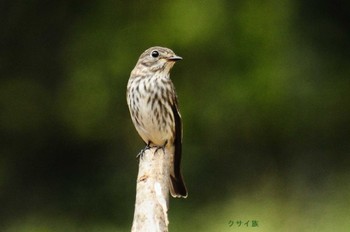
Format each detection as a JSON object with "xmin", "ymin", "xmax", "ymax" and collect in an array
[
  {"xmin": 136, "ymin": 140, "xmax": 168, "ymax": 159},
  {"xmin": 154, "ymin": 140, "xmax": 168, "ymax": 155},
  {"xmin": 136, "ymin": 142, "xmax": 152, "ymax": 159}
]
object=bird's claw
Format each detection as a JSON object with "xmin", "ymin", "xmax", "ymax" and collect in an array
[
  {"xmin": 154, "ymin": 140, "xmax": 168, "ymax": 154},
  {"xmin": 136, "ymin": 142, "xmax": 152, "ymax": 159},
  {"xmin": 136, "ymin": 140, "xmax": 168, "ymax": 159}
]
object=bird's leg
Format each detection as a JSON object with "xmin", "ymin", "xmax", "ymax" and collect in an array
[
  {"xmin": 136, "ymin": 141, "xmax": 152, "ymax": 159},
  {"xmin": 154, "ymin": 140, "xmax": 168, "ymax": 155},
  {"xmin": 137, "ymin": 140, "xmax": 168, "ymax": 159}
]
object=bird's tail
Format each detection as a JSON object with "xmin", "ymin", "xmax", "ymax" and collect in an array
[
  {"xmin": 168, "ymin": 144, "xmax": 187, "ymax": 198},
  {"xmin": 169, "ymin": 172, "xmax": 187, "ymax": 198}
]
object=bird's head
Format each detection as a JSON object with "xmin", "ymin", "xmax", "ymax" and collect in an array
[{"xmin": 136, "ymin": 46, "xmax": 182, "ymax": 73}]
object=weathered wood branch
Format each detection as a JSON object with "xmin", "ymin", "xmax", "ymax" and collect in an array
[{"xmin": 131, "ymin": 147, "xmax": 171, "ymax": 232}]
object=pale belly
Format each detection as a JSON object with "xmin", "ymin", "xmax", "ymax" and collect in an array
[
  {"xmin": 131, "ymin": 91, "xmax": 173, "ymax": 147},
  {"xmin": 128, "ymin": 73, "xmax": 176, "ymax": 146}
]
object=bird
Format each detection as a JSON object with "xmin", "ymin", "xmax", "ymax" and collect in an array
[{"xmin": 127, "ymin": 46, "xmax": 187, "ymax": 198}]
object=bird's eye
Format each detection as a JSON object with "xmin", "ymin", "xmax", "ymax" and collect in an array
[{"xmin": 151, "ymin": 50, "xmax": 159, "ymax": 58}]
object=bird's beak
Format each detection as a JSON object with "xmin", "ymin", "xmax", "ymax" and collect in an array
[{"xmin": 167, "ymin": 55, "xmax": 182, "ymax": 61}]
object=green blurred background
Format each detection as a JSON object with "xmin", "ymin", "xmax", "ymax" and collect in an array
[{"xmin": 1, "ymin": 0, "xmax": 349, "ymax": 231}]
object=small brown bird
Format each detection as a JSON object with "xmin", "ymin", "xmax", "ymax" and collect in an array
[{"xmin": 127, "ymin": 46, "xmax": 187, "ymax": 198}]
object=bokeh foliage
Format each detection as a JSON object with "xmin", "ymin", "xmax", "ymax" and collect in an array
[{"xmin": 1, "ymin": 0, "xmax": 349, "ymax": 231}]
